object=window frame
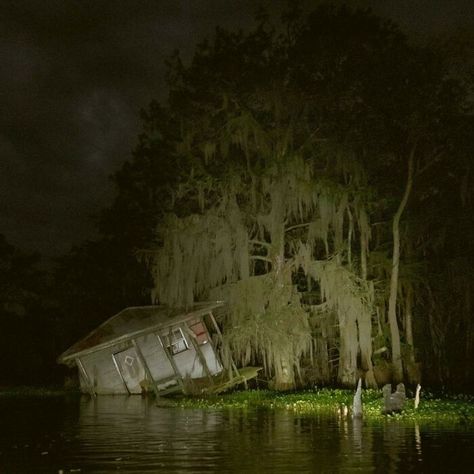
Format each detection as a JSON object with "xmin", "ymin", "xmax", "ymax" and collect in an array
[
  {"xmin": 188, "ymin": 319, "xmax": 210, "ymax": 345},
  {"xmin": 161, "ymin": 327, "xmax": 189, "ymax": 355}
]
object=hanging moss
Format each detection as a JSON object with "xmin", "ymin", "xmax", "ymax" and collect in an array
[
  {"xmin": 299, "ymin": 256, "xmax": 376, "ymax": 387},
  {"xmin": 144, "ymin": 105, "xmax": 379, "ymax": 389},
  {"xmin": 211, "ymin": 270, "xmax": 311, "ymax": 390}
]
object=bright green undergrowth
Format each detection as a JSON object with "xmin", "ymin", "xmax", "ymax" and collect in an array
[{"xmin": 171, "ymin": 388, "xmax": 474, "ymax": 424}]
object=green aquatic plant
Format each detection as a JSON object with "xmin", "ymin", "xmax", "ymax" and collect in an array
[{"xmin": 170, "ymin": 388, "xmax": 474, "ymax": 424}]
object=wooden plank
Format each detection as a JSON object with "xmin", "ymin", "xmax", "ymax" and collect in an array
[
  {"xmin": 208, "ymin": 311, "xmax": 240, "ymax": 379},
  {"xmin": 202, "ymin": 313, "xmax": 225, "ymax": 371},
  {"xmin": 208, "ymin": 367, "xmax": 262, "ymax": 394},
  {"xmin": 132, "ymin": 339, "xmax": 160, "ymax": 397},
  {"xmin": 182, "ymin": 322, "xmax": 214, "ymax": 385},
  {"xmin": 155, "ymin": 333, "xmax": 185, "ymax": 393},
  {"xmin": 155, "ymin": 375, "xmax": 181, "ymax": 385},
  {"xmin": 157, "ymin": 384, "xmax": 183, "ymax": 396},
  {"xmin": 111, "ymin": 353, "xmax": 131, "ymax": 394},
  {"xmin": 76, "ymin": 357, "xmax": 96, "ymax": 397}
]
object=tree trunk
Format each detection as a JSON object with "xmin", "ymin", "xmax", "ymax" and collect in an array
[
  {"xmin": 338, "ymin": 318, "xmax": 359, "ymax": 386},
  {"xmin": 358, "ymin": 211, "xmax": 376, "ymax": 387},
  {"xmin": 271, "ymin": 217, "xmax": 297, "ymax": 390},
  {"xmin": 273, "ymin": 357, "xmax": 295, "ymax": 390},
  {"xmin": 404, "ymin": 284, "xmax": 421, "ymax": 383},
  {"xmin": 405, "ymin": 285, "xmax": 415, "ymax": 364},
  {"xmin": 388, "ymin": 148, "xmax": 415, "ymax": 382}
]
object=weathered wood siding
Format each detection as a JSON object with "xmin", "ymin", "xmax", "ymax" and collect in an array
[
  {"xmin": 81, "ymin": 347, "xmax": 127, "ymax": 394},
  {"xmin": 135, "ymin": 333, "xmax": 175, "ymax": 382},
  {"xmin": 173, "ymin": 341, "xmax": 222, "ymax": 378},
  {"xmin": 78, "ymin": 326, "xmax": 222, "ymax": 395}
]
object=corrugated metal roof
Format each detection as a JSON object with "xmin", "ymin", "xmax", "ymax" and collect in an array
[{"xmin": 58, "ymin": 302, "xmax": 224, "ymax": 363}]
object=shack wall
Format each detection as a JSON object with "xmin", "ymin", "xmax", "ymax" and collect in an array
[
  {"xmin": 173, "ymin": 341, "xmax": 222, "ymax": 378},
  {"xmin": 80, "ymin": 347, "xmax": 127, "ymax": 394},
  {"xmin": 77, "ymin": 323, "xmax": 223, "ymax": 395},
  {"xmin": 135, "ymin": 333, "xmax": 175, "ymax": 382}
]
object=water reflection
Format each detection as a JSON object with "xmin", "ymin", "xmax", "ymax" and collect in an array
[
  {"xmin": 415, "ymin": 422, "xmax": 423, "ymax": 461},
  {"xmin": 76, "ymin": 397, "xmax": 337, "ymax": 472},
  {"xmin": 0, "ymin": 396, "xmax": 473, "ymax": 473}
]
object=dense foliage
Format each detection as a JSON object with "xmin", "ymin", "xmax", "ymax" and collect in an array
[
  {"xmin": 0, "ymin": 235, "xmax": 57, "ymax": 384},
  {"xmin": 126, "ymin": 6, "xmax": 473, "ymax": 390}
]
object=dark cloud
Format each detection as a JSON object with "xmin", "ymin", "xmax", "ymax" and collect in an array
[
  {"xmin": 0, "ymin": 0, "xmax": 472, "ymax": 257},
  {"xmin": 0, "ymin": 0, "xmax": 248, "ymax": 256}
]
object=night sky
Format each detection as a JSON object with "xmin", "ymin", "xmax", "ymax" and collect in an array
[{"xmin": 1, "ymin": 0, "xmax": 473, "ymax": 258}]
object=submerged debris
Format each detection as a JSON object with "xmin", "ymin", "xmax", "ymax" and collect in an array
[
  {"xmin": 352, "ymin": 378, "xmax": 363, "ymax": 418},
  {"xmin": 382, "ymin": 383, "xmax": 406, "ymax": 414},
  {"xmin": 414, "ymin": 384, "xmax": 421, "ymax": 409}
]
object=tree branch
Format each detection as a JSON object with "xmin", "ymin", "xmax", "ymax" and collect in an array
[
  {"xmin": 285, "ymin": 222, "xmax": 311, "ymax": 233},
  {"xmin": 249, "ymin": 239, "xmax": 271, "ymax": 249},
  {"xmin": 250, "ymin": 255, "xmax": 273, "ymax": 264}
]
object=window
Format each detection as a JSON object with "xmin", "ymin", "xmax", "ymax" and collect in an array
[
  {"xmin": 162, "ymin": 327, "xmax": 188, "ymax": 355},
  {"xmin": 189, "ymin": 320, "xmax": 209, "ymax": 345}
]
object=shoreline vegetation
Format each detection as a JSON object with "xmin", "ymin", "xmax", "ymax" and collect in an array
[
  {"xmin": 167, "ymin": 389, "xmax": 474, "ymax": 424},
  {"xmin": 1, "ymin": 386, "xmax": 473, "ymax": 424}
]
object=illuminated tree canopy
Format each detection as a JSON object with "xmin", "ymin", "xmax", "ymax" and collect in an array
[{"xmin": 124, "ymin": 6, "xmax": 473, "ymax": 389}]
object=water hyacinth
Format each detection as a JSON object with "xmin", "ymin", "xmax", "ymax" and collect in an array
[{"xmin": 170, "ymin": 388, "xmax": 474, "ymax": 424}]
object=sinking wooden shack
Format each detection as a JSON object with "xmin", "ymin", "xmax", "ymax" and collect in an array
[{"xmin": 58, "ymin": 302, "xmax": 258, "ymax": 396}]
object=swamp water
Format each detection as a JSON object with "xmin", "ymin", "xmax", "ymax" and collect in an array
[{"xmin": 0, "ymin": 396, "xmax": 473, "ymax": 473}]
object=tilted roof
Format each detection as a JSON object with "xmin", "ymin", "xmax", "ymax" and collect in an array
[{"xmin": 58, "ymin": 301, "xmax": 224, "ymax": 364}]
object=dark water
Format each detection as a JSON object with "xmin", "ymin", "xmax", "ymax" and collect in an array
[{"xmin": 0, "ymin": 396, "xmax": 473, "ymax": 473}]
